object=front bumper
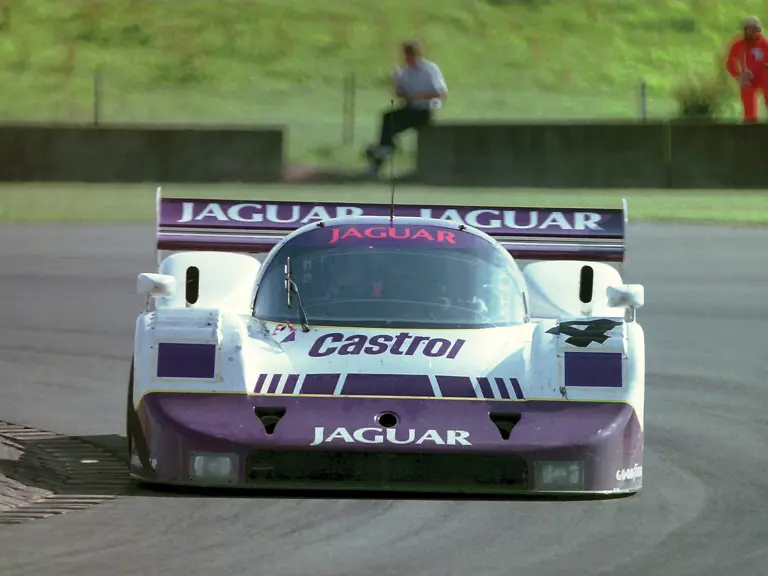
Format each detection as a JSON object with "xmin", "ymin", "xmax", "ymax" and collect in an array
[{"xmin": 130, "ymin": 393, "xmax": 643, "ymax": 495}]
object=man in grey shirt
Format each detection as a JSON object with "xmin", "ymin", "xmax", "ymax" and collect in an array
[{"xmin": 364, "ymin": 40, "xmax": 448, "ymax": 175}]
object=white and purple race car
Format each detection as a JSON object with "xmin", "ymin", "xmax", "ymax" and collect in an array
[{"xmin": 127, "ymin": 189, "xmax": 645, "ymax": 495}]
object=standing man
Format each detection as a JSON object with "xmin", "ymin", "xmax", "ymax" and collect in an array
[
  {"xmin": 726, "ymin": 16, "xmax": 768, "ymax": 123},
  {"xmin": 364, "ymin": 40, "xmax": 448, "ymax": 175}
]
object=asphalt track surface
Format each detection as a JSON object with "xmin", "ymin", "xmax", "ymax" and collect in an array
[{"xmin": 0, "ymin": 222, "xmax": 766, "ymax": 576}]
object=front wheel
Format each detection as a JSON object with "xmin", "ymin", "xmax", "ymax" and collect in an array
[
  {"xmin": 125, "ymin": 358, "xmax": 157, "ymax": 480},
  {"xmin": 126, "ymin": 358, "xmax": 135, "ymax": 460}
]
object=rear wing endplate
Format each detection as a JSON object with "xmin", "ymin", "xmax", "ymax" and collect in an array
[{"xmin": 155, "ymin": 187, "xmax": 627, "ymax": 263}]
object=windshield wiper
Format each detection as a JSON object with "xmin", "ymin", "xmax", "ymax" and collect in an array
[{"xmin": 284, "ymin": 257, "xmax": 310, "ymax": 333}]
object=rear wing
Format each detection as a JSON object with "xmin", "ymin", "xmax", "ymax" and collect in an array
[{"xmin": 156, "ymin": 188, "xmax": 627, "ymax": 263}]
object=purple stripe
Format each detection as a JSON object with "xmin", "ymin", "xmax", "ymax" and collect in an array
[
  {"xmin": 263, "ymin": 372, "xmax": 527, "ymax": 400},
  {"xmin": 506, "ymin": 378, "xmax": 525, "ymax": 400},
  {"xmin": 436, "ymin": 376, "xmax": 476, "ymax": 398},
  {"xmin": 565, "ymin": 352, "xmax": 623, "ymax": 388},
  {"xmin": 264, "ymin": 374, "xmax": 281, "ymax": 393},
  {"xmin": 156, "ymin": 343, "xmax": 216, "ymax": 379},
  {"xmin": 157, "ymin": 231, "xmax": 624, "ymax": 263},
  {"xmin": 501, "ymin": 244, "xmax": 624, "ymax": 263},
  {"xmin": 254, "ymin": 373, "xmax": 266, "ymax": 392},
  {"xmin": 157, "ymin": 232, "xmax": 279, "ymax": 254},
  {"xmin": 341, "ymin": 374, "xmax": 434, "ymax": 397},
  {"xmin": 300, "ymin": 373, "xmax": 340, "ymax": 395},
  {"xmin": 283, "ymin": 374, "xmax": 299, "ymax": 393},
  {"xmin": 476, "ymin": 377, "xmax": 495, "ymax": 399},
  {"xmin": 493, "ymin": 377, "xmax": 510, "ymax": 400}
]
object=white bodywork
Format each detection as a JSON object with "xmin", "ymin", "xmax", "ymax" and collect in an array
[{"xmin": 132, "ymin": 217, "xmax": 646, "ymax": 432}]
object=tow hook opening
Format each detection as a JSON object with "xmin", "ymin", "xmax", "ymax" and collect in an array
[
  {"xmin": 255, "ymin": 407, "xmax": 286, "ymax": 435},
  {"xmin": 489, "ymin": 412, "xmax": 521, "ymax": 440},
  {"xmin": 376, "ymin": 411, "xmax": 399, "ymax": 429}
]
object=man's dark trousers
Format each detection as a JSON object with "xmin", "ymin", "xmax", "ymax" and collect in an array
[{"xmin": 368, "ymin": 105, "xmax": 431, "ymax": 169}]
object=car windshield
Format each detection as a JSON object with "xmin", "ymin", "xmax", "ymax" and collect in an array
[{"xmin": 252, "ymin": 223, "xmax": 527, "ymax": 329}]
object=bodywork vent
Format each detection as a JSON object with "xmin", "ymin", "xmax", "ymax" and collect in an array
[{"xmin": 150, "ymin": 307, "xmax": 222, "ymax": 341}]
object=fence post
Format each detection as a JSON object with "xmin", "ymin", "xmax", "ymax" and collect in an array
[
  {"xmin": 640, "ymin": 79, "xmax": 647, "ymax": 121},
  {"xmin": 93, "ymin": 66, "xmax": 103, "ymax": 126},
  {"xmin": 342, "ymin": 72, "xmax": 356, "ymax": 145}
]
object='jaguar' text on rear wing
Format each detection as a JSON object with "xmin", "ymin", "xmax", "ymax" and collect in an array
[{"xmin": 155, "ymin": 188, "xmax": 627, "ymax": 262}]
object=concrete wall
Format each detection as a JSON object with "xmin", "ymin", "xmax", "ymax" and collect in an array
[
  {"xmin": 0, "ymin": 124, "xmax": 284, "ymax": 183},
  {"xmin": 415, "ymin": 123, "xmax": 671, "ymax": 188},
  {"xmin": 2, "ymin": 121, "xmax": 768, "ymax": 188},
  {"xmin": 668, "ymin": 123, "xmax": 768, "ymax": 189},
  {"xmin": 415, "ymin": 121, "xmax": 768, "ymax": 189}
]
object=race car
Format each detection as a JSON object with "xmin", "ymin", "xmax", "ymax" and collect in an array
[{"xmin": 127, "ymin": 188, "xmax": 645, "ymax": 495}]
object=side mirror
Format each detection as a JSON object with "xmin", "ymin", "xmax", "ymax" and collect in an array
[
  {"xmin": 606, "ymin": 284, "xmax": 644, "ymax": 310},
  {"xmin": 137, "ymin": 273, "xmax": 176, "ymax": 298}
]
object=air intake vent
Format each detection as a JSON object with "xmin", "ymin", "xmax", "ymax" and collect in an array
[
  {"xmin": 255, "ymin": 407, "xmax": 286, "ymax": 435},
  {"xmin": 489, "ymin": 412, "xmax": 521, "ymax": 440}
]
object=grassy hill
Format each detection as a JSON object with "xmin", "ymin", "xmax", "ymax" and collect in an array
[{"xmin": 0, "ymin": 0, "xmax": 758, "ymax": 166}]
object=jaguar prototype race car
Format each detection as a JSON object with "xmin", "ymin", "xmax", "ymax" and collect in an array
[{"xmin": 127, "ymin": 189, "xmax": 646, "ymax": 496}]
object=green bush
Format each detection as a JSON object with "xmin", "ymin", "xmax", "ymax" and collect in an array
[{"xmin": 671, "ymin": 71, "xmax": 732, "ymax": 119}]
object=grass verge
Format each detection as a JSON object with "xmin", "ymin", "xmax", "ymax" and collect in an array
[{"xmin": 0, "ymin": 184, "xmax": 765, "ymax": 224}]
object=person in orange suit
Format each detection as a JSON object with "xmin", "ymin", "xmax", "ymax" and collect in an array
[{"xmin": 726, "ymin": 16, "xmax": 768, "ymax": 123}]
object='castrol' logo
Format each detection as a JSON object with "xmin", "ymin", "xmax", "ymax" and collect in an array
[
  {"xmin": 308, "ymin": 332, "xmax": 465, "ymax": 359},
  {"xmin": 616, "ymin": 464, "xmax": 643, "ymax": 482}
]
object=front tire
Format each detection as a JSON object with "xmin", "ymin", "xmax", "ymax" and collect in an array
[
  {"xmin": 125, "ymin": 358, "xmax": 157, "ymax": 481},
  {"xmin": 126, "ymin": 358, "xmax": 135, "ymax": 461}
]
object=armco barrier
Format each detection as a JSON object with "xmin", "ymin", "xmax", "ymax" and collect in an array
[
  {"xmin": 415, "ymin": 122, "xmax": 670, "ymax": 188},
  {"xmin": 0, "ymin": 124, "xmax": 284, "ymax": 183},
  {"xmin": 668, "ymin": 122, "xmax": 768, "ymax": 188}
]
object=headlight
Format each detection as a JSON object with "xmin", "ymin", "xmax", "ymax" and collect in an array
[
  {"xmin": 533, "ymin": 461, "xmax": 584, "ymax": 491},
  {"xmin": 189, "ymin": 453, "xmax": 238, "ymax": 483}
]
